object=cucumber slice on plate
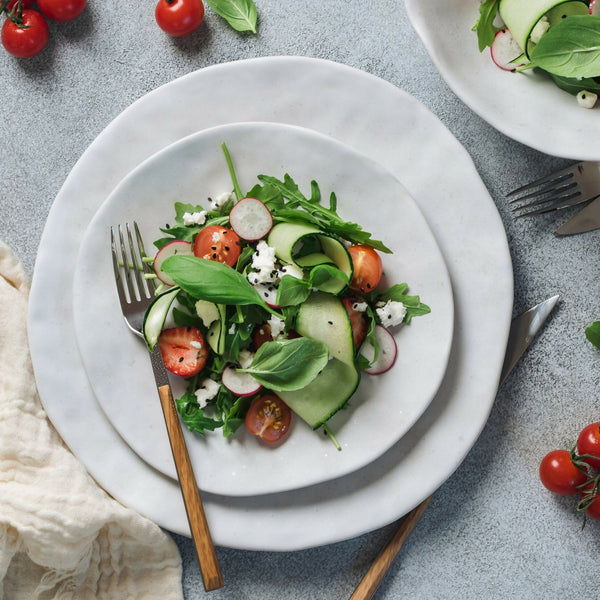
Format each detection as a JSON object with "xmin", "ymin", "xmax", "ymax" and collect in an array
[
  {"xmin": 499, "ymin": 0, "xmax": 588, "ymax": 57},
  {"xmin": 142, "ymin": 286, "xmax": 180, "ymax": 350},
  {"xmin": 276, "ymin": 292, "xmax": 360, "ymax": 429}
]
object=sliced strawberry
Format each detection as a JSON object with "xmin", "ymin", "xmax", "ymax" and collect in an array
[
  {"xmin": 158, "ymin": 326, "xmax": 208, "ymax": 377},
  {"xmin": 342, "ymin": 298, "xmax": 368, "ymax": 348}
]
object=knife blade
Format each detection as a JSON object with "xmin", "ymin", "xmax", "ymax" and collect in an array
[
  {"xmin": 500, "ymin": 294, "xmax": 559, "ymax": 385},
  {"xmin": 349, "ymin": 294, "xmax": 560, "ymax": 600},
  {"xmin": 555, "ymin": 197, "xmax": 600, "ymax": 236}
]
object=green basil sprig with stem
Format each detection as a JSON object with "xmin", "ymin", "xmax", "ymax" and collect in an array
[{"xmin": 206, "ymin": 0, "xmax": 257, "ymax": 34}]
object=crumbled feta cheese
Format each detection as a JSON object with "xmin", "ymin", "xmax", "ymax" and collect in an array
[
  {"xmin": 375, "ymin": 300, "xmax": 407, "ymax": 327},
  {"xmin": 190, "ymin": 341, "xmax": 202, "ymax": 349},
  {"xmin": 352, "ymin": 301, "xmax": 368, "ymax": 313},
  {"xmin": 238, "ymin": 349, "xmax": 254, "ymax": 368},
  {"xmin": 279, "ymin": 263, "xmax": 304, "ymax": 280},
  {"xmin": 268, "ymin": 314, "xmax": 286, "ymax": 339},
  {"xmin": 182, "ymin": 211, "xmax": 207, "ymax": 226},
  {"xmin": 530, "ymin": 16, "xmax": 549, "ymax": 44},
  {"xmin": 194, "ymin": 378, "xmax": 220, "ymax": 408},
  {"xmin": 248, "ymin": 241, "xmax": 279, "ymax": 285},
  {"xmin": 228, "ymin": 323, "xmax": 236, "ymax": 335},
  {"xmin": 212, "ymin": 231, "xmax": 221, "ymax": 243},
  {"xmin": 577, "ymin": 90, "xmax": 598, "ymax": 109},
  {"xmin": 210, "ymin": 192, "xmax": 234, "ymax": 211}
]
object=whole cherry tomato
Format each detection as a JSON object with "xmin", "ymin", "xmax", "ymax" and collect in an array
[
  {"xmin": 579, "ymin": 482, "xmax": 600, "ymax": 521},
  {"xmin": 37, "ymin": 0, "xmax": 86, "ymax": 21},
  {"xmin": 193, "ymin": 225, "xmax": 241, "ymax": 267},
  {"xmin": 1, "ymin": 9, "xmax": 49, "ymax": 58},
  {"xmin": 347, "ymin": 245, "xmax": 383, "ymax": 294},
  {"xmin": 577, "ymin": 422, "xmax": 600, "ymax": 470},
  {"xmin": 5, "ymin": 0, "xmax": 35, "ymax": 11},
  {"xmin": 539, "ymin": 449, "xmax": 588, "ymax": 496},
  {"xmin": 155, "ymin": 0, "xmax": 204, "ymax": 37},
  {"xmin": 245, "ymin": 395, "xmax": 292, "ymax": 443}
]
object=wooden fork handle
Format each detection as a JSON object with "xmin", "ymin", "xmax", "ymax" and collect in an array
[
  {"xmin": 158, "ymin": 384, "xmax": 224, "ymax": 591},
  {"xmin": 348, "ymin": 494, "xmax": 433, "ymax": 600}
]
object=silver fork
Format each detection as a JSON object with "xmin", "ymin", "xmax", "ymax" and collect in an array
[
  {"xmin": 507, "ymin": 161, "xmax": 600, "ymax": 218},
  {"xmin": 111, "ymin": 222, "xmax": 223, "ymax": 591}
]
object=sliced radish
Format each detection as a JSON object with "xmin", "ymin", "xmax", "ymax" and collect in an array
[
  {"xmin": 361, "ymin": 324, "xmax": 398, "ymax": 375},
  {"xmin": 490, "ymin": 28, "xmax": 524, "ymax": 71},
  {"xmin": 229, "ymin": 197, "xmax": 273, "ymax": 241},
  {"xmin": 153, "ymin": 240, "xmax": 193, "ymax": 286},
  {"xmin": 222, "ymin": 366, "xmax": 262, "ymax": 396},
  {"xmin": 591, "ymin": 0, "xmax": 599, "ymax": 15},
  {"xmin": 253, "ymin": 283, "xmax": 281, "ymax": 308}
]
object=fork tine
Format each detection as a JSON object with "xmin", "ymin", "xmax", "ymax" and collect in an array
[
  {"xmin": 514, "ymin": 192, "xmax": 589, "ymax": 218},
  {"xmin": 133, "ymin": 221, "xmax": 159, "ymax": 294},
  {"xmin": 118, "ymin": 224, "xmax": 141, "ymax": 302},
  {"xmin": 111, "ymin": 226, "xmax": 131, "ymax": 306},
  {"xmin": 511, "ymin": 189, "xmax": 582, "ymax": 214},
  {"xmin": 506, "ymin": 163, "xmax": 578, "ymax": 197},
  {"xmin": 508, "ymin": 180, "xmax": 578, "ymax": 204},
  {"xmin": 125, "ymin": 222, "xmax": 152, "ymax": 300}
]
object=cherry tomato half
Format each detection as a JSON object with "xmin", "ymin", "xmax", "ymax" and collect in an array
[
  {"xmin": 580, "ymin": 483, "xmax": 600, "ymax": 521},
  {"xmin": 155, "ymin": 0, "xmax": 204, "ymax": 37},
  {"xmin": 1, "ymin": 10, "xmax": 49, "ymax": 58},
  {"xmin": 539, "ymin": 449, "xmax": 588, "ymax": 496},
  {"xmin": 37, "ymin": 0, "xmax": 86, "ymax": 22},
  {"xmin": 577, "ymin": 423, "xmax": 600, "ymax": 470},
  {"xmin": 193, "ymin": 225, "xmax": 241, "ymax": 267},
  {"xmin": 245, "ymin": 395, "xmax": 292, "ymax": 443},
  {"xmin": 347, "ymin": 245, "xmax": 383, "ymax": 294}
]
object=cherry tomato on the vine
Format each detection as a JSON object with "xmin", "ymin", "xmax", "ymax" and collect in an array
[
  {"xmin": 5, "ymin": 0, "xmax": 35, "ymax": 11},
  {"xmin": 37, "ymin": 0, "xmax": 86, "ymax": 22},
  {"xmin": 577, "ymin": 422, "xmax": 600, "ymax": 470},
  {"xmin": 347, "ymin": 245, "xmax": 383, "ymax": 294},
  {"xmin": 245, "ymin": 395, "xmax": 292, "ymax": 444},
  {"xmin": 193, "ymin": 225, "xmax": 241, "ymax": 267},
  {"xmin": 580, "ymin": 483, "xmax": 600, "ymax": 521},
  {"xmin": 539, "ymin": 449, "xmax": 588, "ymax": 496},
  {"xmin": 155, "ymin": 0, "xmax": 204, "ymax": 37},
  {"xmin": 1, "ymin": 9, "xmax": 49, "ymax": 58}
]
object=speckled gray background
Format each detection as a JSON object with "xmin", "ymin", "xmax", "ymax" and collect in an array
[{"xmin": 1, "ymin": 1, "xmax": 599, "ymax": 598}]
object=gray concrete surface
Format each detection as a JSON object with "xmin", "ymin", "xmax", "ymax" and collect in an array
[{"xmin": 1, "ymin": 1, "xmax": 599, "ymax": 598}]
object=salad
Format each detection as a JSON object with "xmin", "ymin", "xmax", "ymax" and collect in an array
[
  {"xmin": 474, "ymin": 0, "xmax": 600, "ymax": 108},
  {"xmin": 142, "ymin": 144, "xmax": 430, "ymax": 448}
]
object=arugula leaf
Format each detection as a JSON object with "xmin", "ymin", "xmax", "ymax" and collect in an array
[
  {"xmin": 586, "ymin": 321, "xmax": 600, "ymax": 350},
  {"xmin": 368, "ymin": 283, "xmax": 431, "ymax": 324},
  {"xmin": 551, "ymin": 74, "xmax": 600, "ymax": 95},
  {"xmin": 206, "ymin": 0, "xmax": 257, "ymax": 34},
  {"xmin": 176, "ymin": 390, "xmax": 223, "ymax": 435},
  {"xmin": 529, "ymin": 16, "xmax": 600, "ymax": 78},
  {"xmin": 239, "ymin": 337, "xmax": 329, "ymax": 391},
  {"xmin": 472, "ymin": 0, "xmax": 501, "ymax": 52}
]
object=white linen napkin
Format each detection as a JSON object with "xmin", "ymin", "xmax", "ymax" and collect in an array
[{"xmin": 0, "ymin": 240, "xmax": 183, "ymax": 600}]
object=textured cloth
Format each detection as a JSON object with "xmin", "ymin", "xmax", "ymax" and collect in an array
[{"xmin": 0, "ymin": 240, "xmax": 183, "ymax": 600}]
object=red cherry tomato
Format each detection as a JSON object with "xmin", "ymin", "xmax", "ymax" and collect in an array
[
  {"xmin": 37, "ymin": 0, "xmax": 86, "ymax": 21},
  {"xmin": 155, "ymin": 0, "xmax": 204, "ymax": 37},
  {"xmin": 1, "ymin": 10, "xmax": 49, "ymax": 58},
  {"xmin": 5, "ymin": 0, "xmax": 35, "ymax": 11},
  {"xmin": 580, "ymin": 483, "xmax": 600, "ymax": 521},
  {"xmin": 193, "ymin": 225, "xmax": 241, "ymax": 267},
  {"xmin": 347, "ymin": 245, "xmax": 383, "ymax": 294},
  {"xmin": 577, "ymin": 423, "xmax": 600, "ymax": 470},
  {"xmin": 245, "ymin": 395, "xmax": 292, "ymax": 443},
  {"xmin": 539, "ymin": 449, "xmax": 588, "ymax": 496},
  {"xmin": 342, "ymin": 297, "xmax": 367, "ymax": 348}
]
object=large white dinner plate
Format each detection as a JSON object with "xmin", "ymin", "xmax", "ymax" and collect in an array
[
  {"xmin": 73, "ymin": 122, "xmax": 453, "ymax": 496},
  {"xmin": 28, "ymin": 57, "xmax": 513, "ymax": 550},
  {"xmin": 405, "ymin": 0, "xmax": 600, "ymax": 161}
]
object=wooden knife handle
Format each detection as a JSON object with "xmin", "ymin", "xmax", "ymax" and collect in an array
[
  {"xmin": 158, "ymin": 384, "xmax": 224, "ymax": 591},
  {"xmin": 348, "ymin": 495, "xmax": 433, "ymax": 600}
]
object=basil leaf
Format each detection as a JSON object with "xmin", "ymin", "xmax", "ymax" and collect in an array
[
  {"xmin": 586, "ymin": 321, "xmax": 600, "ymax": 350},
  {"xmin": 239, "ymin": 337, "xmax": 329, "ymax": 391},
  {"xmin": 472, "ymin": 0, "xmax": 501, "ymax": 52},
  {"xmin": 162, "ymin": 255, "xmax": 269, "ymax": 309},
  {"xmin": 530, "ymin": 16, "xmax": 600, "ymax": 78},
  {"xmin": 277, "ymin": 275, "xmax": 311, "ymax": 306},
  {"xmin": 206, "ymin": 0, "xmax": 257, "ymax": 34},
  {"xmin": 551, "ymin": 74, "xmax": 600, "ymax": 95}
]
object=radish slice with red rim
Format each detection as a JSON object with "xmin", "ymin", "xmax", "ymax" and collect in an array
[
  {"xmin": 222, "ymin": 366, "xmax": 262, "ymax": 396},
  {"xmin": 229, "ymin": 197, "xmax": 273, "ymax": 241},
  {"xmin": 153, "ymin": 240, "xmax": 193, "ymax": 286},
  {"xmin": 591, "ymin": 0, "xmax": 599, "ymax": 15},
  {"xmin": 490, "ymin": 28, "xmax": 524, "ymax": 72},
  {"xmin": 361, "ymin": 324, "xmax": 398, "ymax": 375}
]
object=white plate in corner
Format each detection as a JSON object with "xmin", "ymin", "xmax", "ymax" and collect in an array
[
  {"xmin": 72, "ymin": 121, "xmax": 454, "ymax": 497},
  {"xmin": 405, "ymin": 0, "xmax": 600, "ymax": 161},
  {"xmin": 29, "ymin": 57, "xmax": 513, "ymax": 550}
]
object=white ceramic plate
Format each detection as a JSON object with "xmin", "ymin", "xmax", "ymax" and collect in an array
[
  {"xmin": 28, "ymin": 57, "xmax": 512, "ymax": 550},
  {"xmin": 405, "ymin": 0, "xmax": 600, "ymax": 161},
  {"xmin": 73, "ymin": 122, "xmax": 453, "ymax": 496}
]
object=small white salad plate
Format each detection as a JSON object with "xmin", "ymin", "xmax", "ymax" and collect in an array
[
  {"xmin": 405, "ymin": 0, "xmax": 600, "ymax": 161},
  {"xmin": 72, "ymin": 121, "xmax": 454, "ymax": 497}
]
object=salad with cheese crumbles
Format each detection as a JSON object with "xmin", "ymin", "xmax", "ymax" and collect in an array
[
  {"xmin": 474, "ymin": 0, "xmax": 600, "ymax": 108},
  {"xmin": 142, "ymin": 144, "xmax": 430, "ymax": 448}
]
